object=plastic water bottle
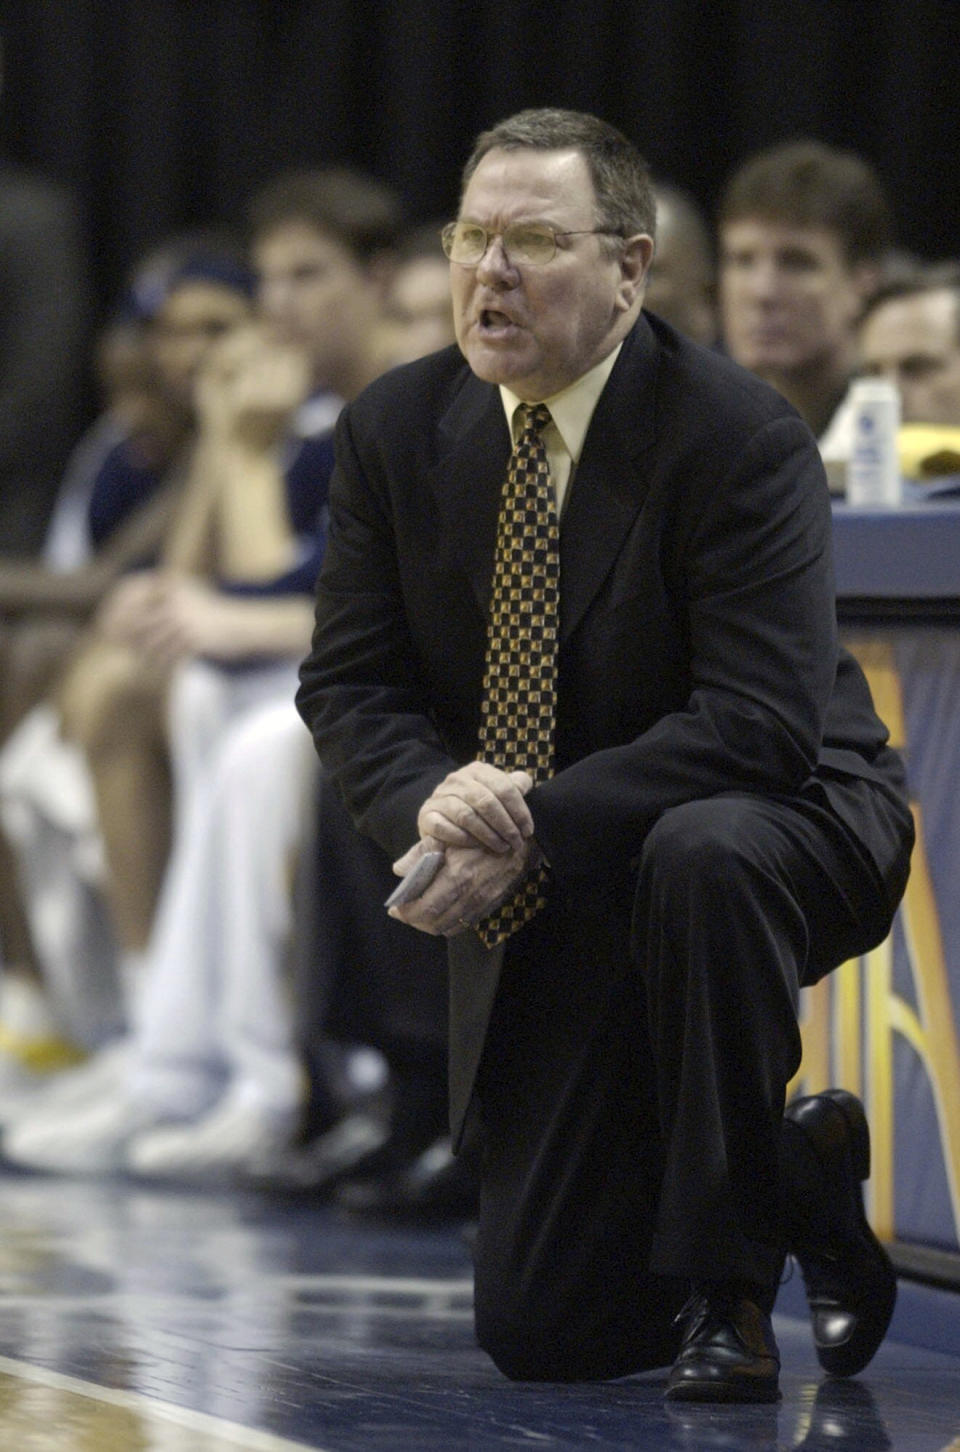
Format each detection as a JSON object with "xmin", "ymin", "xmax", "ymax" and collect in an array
[{"xmin": 846, "ymin": 377, "xmax": 902, "ymax": 507}]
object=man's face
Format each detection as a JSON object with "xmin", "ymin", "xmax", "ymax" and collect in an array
[
  {"xmin": 644, "ymin": 201, "xmax": 716, "ymax": 346},
  {"xmin": 381, "ymin": 255, "xmax": 456, "ymax": 365},
  {"xmin": 253, "ymin": 221, "xmax": 378, "ymax": 388},
  {"xmin": 859, "ymin": 290, "xmax": 960, "ymax": 425},
  {"xmin": 720, "ymin": 219, "xmax": 873, "ymax": 379},
  {"xmin": 451, "ymin": 147, "xmax": 652, "ymax": 400}
]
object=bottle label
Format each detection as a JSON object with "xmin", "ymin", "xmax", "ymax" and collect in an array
[{"xmin": 846, "ymin": 385, "xmax": 901, "ymax": 507}]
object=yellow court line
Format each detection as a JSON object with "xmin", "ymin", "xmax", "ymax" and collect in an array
[{"xmin": 0, "ymin": 1353, "xmax": 323, "ymax": 1451}]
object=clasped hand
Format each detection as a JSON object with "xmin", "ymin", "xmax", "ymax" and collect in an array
[{"xmin": 388, "ymin": 762, "xmax": 536, "ymax": 936}]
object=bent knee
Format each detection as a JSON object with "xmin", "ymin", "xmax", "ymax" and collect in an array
[{"xmin": 637, "ymin": 795, "xmax": 769, "ymax": 894}]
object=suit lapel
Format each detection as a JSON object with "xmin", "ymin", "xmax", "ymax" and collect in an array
[
  {"xmin": 432, "ymin": 372, "xmax": 511, "ymax": 620},
  {"xmin": 558, "ymin": 317, "xmax": 661, "ymax": 641}
]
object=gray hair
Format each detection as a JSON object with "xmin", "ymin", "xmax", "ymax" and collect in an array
[{"xmin": 461, "ymin": 108, "xmax": 656, "ymax": 242}]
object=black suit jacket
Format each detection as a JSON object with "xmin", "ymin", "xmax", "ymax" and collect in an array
[{"xmin": 297, "ymin": 314, "xmax": 912, "ymax": 1140}]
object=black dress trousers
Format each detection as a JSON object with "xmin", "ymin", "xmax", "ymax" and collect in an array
[{"xmin": 472, "ymin": 779, "xmax": 903, "ymax": 1382}]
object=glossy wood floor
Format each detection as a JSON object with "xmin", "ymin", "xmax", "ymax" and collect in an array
[{"xmin": 0, "ymin": 1167, "xmax": 957, "ymax": 1450}]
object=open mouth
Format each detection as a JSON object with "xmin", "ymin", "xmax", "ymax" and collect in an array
[{"xmin": 479, "ymin": 308, "xmax": 517, "ymax": 331}]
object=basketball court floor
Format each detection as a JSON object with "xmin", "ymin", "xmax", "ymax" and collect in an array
[{"xmin": 0, "ymin": 1167, "xmax": 957, "ymax": 1450}]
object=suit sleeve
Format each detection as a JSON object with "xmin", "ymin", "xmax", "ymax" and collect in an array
[
  {"xmin": 296, "ymin": 404, "xmax": 457, "ymax": 861},
  {"xmin": 528, "ymin": 413, "xmax": 839, "ymax": 886}
]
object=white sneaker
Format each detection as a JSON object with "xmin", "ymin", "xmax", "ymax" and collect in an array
[
  {"xmin": 1, "ymin": 1039, "xmax": 132, "ymax": 1127},
  {"xmin": 3, "ymin": 1094, "xmax": 173, "ymax": 1174},
  {"xmin": 128, "ymin": 1091, "xmax": 299, "ymax": 1180}
]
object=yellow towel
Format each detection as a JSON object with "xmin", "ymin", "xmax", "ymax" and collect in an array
[{"xmin": 899, "ymin": 424, "xmax": 960, "ymax": 479}]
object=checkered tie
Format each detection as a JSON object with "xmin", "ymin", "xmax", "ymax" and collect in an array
[{"xmin": 475, "ymin": 403, "xmax": 559, "ymax": 948}]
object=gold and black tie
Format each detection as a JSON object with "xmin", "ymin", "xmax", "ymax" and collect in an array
[{"xmin": 475, "ymin": 402, "xmax": 559, "ymax": 948}]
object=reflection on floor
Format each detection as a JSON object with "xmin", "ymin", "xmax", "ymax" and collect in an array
[{"xmin": 0, "ymin": 1169, "xmax": 957, "ymax": 1451}]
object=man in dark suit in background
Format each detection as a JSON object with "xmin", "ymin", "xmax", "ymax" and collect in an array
[{"xmin": 296, "ymin": 109, "xmax": 914, "ymax": 1404}]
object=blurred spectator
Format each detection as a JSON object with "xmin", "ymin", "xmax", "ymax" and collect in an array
[
  {"xmin": 849, "ymin": 263, "xmax": 960, "ymax": 493},
  {"xmin": 0, "ymin": 242, "xmax": 250, "ymax": 738},
  {"xmin": 645, "ymin": 182, "xmax": 717, "ymax": 345},
  {"xmin": 250, "ymin": 167, "xmax": 397, "ymax": 399},
  {"xmin": 0, "ymin": 313, "xmax": 188, "ymax": 1089},
  {"xmin": 373, "ymin": 223, "xmax": 456, "ymax": 370},
  {"xmin": 1, "ymin": 168, "xmax": 409, "ymax": 1178},
  {"xmin": 0, "ymin": 243, "xmax": 256, "ymax": 1091},
  {"xmin": 76, "ymin": 167, "xmax": 401, "ymax": 971},
  {"xmin": 858, "ymin": 265, "xmax": 960, "ymax": 426},
  {"xmin": 718, "ymin": 140, "xmax": 893, "ymax": 443}
]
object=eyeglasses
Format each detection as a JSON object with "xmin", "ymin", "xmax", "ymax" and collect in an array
[{"xmin": 440, "ymin": 221, "xmax": 621, "ymax": 266}]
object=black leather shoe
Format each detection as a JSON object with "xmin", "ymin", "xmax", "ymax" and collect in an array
[
  {"xmin": 783, "ymin": 1089, "xmax": 897, "ymax": 1377},
  {"xmin": 665, "ymin": 1287, "xmax": 780, "ymax": 1403}
]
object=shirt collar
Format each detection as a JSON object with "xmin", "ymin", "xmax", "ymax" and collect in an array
[{"xmin": 499, "ymin": 343, "xmax": 623, "ymax": 461}]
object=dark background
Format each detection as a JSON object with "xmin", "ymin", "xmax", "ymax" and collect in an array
[{"xmin": 3, "ymin": 0, "xmax": 960, "ymax": 319}]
